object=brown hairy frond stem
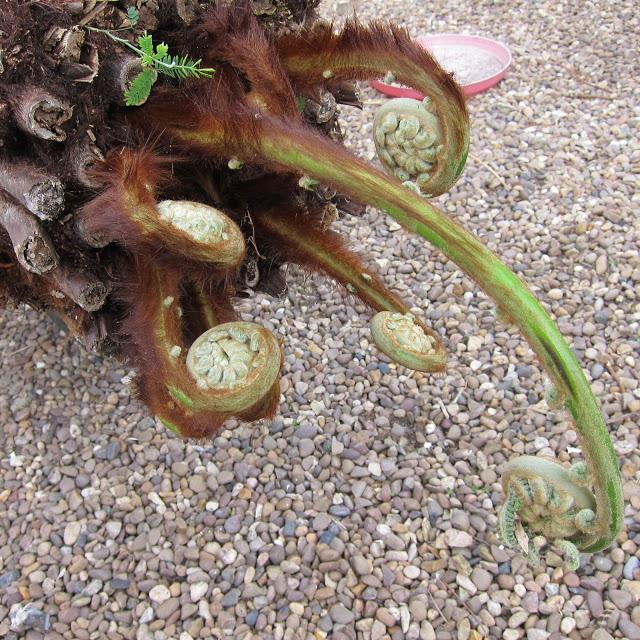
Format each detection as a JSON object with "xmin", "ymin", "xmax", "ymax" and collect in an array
[
  {"xmin": 117, "ymin": 258, "xmax": 227, "ymax": 438},
  {"xmin": 198, "ymin": 2, "xmax": 299, "ymax": 117},
  {"xmin": 77, "ymin": 147, "xmax": 246, "ymax": 275},
  {"xmin": 254, "ymin": 204, "xmax": 446, "ymax": 369}
]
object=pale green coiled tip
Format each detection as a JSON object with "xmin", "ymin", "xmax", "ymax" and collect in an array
[
  {"xmin": 370, "ymin": 311, "xmax": 443, "ymax": 372},
  {"xmin": 373, "ymin": 98, "xmax": 443, "ymax": 195},
  {"xmin": 185, "ymin": 321, "xmax": 281, "ymax": 413},
  {"xmin": 500, "ymin": 455, "xmax": 599, "ymax": 563},
  {"xmin": 156, "ymin": 200, "xmax": 245, "ymax": 266}
]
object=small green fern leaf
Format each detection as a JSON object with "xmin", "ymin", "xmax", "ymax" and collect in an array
[
  {"xmin": 137, "ymin": 34, "xmax": 154, "ymax": 59},
  {"xmin": 154, "ymin": 53, "xmax": 214, "ymax": 79},
  {"xmin": 88, "ymin": 28, "xmax": 215, "ymax": 106},
  {"xmin": 124, "ymin": 68, "xmax": 158, "ymax": 106}
]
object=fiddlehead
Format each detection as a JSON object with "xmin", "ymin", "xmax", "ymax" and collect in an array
[
  {"xmin": 370, "ymin": 311, "xmax": 440, "ymax": 372},
  {"xmin": 184, "ymin": 321, "xmax": 282, "ymax": 414},
  {"xmin": 77, "ymin": 149, "xmax": 245, "ymax": 268},
  {"xmin": 121, "ymin": 259, "xmax": 282, "ymax": 438},
  {"xmin": 500, "ymin": 456, "xmax": 598, "ymax": 568},
  {"xmin": 276, "ymin": 19, "xmax": 469, "ymax": 195},
  {"xmin": 373, "ymin": 97, "xmax": 443, "ymax": 193}
]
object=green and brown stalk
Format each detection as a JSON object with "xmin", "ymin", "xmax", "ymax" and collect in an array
[
  {"xmin": 148, "ymin": 90, "xmax": 621, "ymax": 553},
  {"xmin": 254, "ymin": 207, "xmax": 447, "ymax": 371},
  {"xmin": 121, "ymin": 258, "xmax": 283, "ymax": 439}
]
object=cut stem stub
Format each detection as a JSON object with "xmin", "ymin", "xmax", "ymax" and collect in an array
[{"xmin": 0, "ymin": 189, "xmax": 58, "ymax": 274}]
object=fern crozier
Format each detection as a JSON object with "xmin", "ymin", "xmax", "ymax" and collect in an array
[{"xmin": 373, "ymin": 97, "xmax": 443, "ymax": 194}]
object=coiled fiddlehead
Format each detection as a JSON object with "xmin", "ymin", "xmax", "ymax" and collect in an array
[
  {"xmin": 373, "ymin": 97, "xmax": 443, "ymax": 194},
  {"xmin": 500, "ymin": 456, "xmax": 598, "ymax": 569},
  {"xmin": 276, "ymin": 18, "xmax": 469, "ymax": 195},
  {"xmin": 184, "ymin": 321, "xmax": 282, "ymax": 413},
  {"xmin": 123, "ymin": 260, "xmax": 282, "ymax": 438},
  {"xmin": 77, "ymin": 149, "xmax": 245, "ymax": 268},
  {"xmin": 370, "ymin": 311, "xmax": 440, "ymax": 372}
]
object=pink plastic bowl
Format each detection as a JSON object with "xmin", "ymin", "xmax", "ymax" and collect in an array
[{"xmin": 371, "ymin": 34, "xmax": 512, "ymax": 98}]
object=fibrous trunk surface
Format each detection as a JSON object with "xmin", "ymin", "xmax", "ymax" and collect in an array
[{"xmin": 0, "ymin": 0, "xmax": 322, "ymax": 353}]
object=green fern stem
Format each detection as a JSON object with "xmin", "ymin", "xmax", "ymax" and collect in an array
[
  {"xmin": 87, "ymin": 28, "xmax": 214, "ymax": 105},
  {"xmin": 173, "ymin": 116, "xmax": 622, "ymax": 552},
  {"xmin": 91, "ymin": 29, "xmax": 215, "ymax": 78}
]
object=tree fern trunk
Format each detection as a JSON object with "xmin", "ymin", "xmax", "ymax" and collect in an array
[{"xmin": 0, "ymin": 0, "xmax": 322, "ymax": 352}]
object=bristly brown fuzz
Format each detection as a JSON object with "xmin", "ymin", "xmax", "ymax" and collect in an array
[
  {"xmin": 252, "ymin": 201, "xmax": 407, "ymax": 311},
  {"xmin": 114, "ymin": 257, "xmax": 227, "ymax": 439},
  {"xmin": 276, "ymin": 18, "xmax": 466, "ymax": 116},
  {"xmin": 196, "ymin": 1, "xmax": 300, "ymax": 118}
]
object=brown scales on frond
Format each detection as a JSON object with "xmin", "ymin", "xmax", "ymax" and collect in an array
[{"xmin": 196, "ymin": 3, "xmax": 301, "ymax": 117}]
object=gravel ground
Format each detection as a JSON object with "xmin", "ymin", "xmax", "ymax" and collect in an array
[{"xmin": 1, "ymin": 1, "xmax": 639, "ymax": 639}]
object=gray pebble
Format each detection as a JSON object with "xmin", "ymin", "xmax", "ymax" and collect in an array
[
  {"xmin": 222, "ymin": 588, "xmax": 240, "ymax": 608},
  {"xmin": 593, "ymin": 556, "xmax": 613, "ymax": 572},
  {"xmin": 0, "ymin": 570, "xmax": 20, "ymax": 589},
  {"xmin": 587, "ymin": 591, "xmax": 604, "ymax": 618},
  {"xmin": 623, "ymin": 556, "xmax": 639, "ymax": 580},
  {"xmin": 330, "ymin": 604, "xmax": 355, "ymax": 625},
  {"xmin": 618, "ymin": 619, "xmax": 640, "ymax": 640},
  {"xmin": 298, "ymin": 438, "xmax": 315, "ymax": 457},
  {"xmin": 224, "ymin": 515, "xmax": 242, "ymax": 534},
  {"xmin": 110, "ymin": 578, "xmax": 130, "ymax": 590}
]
